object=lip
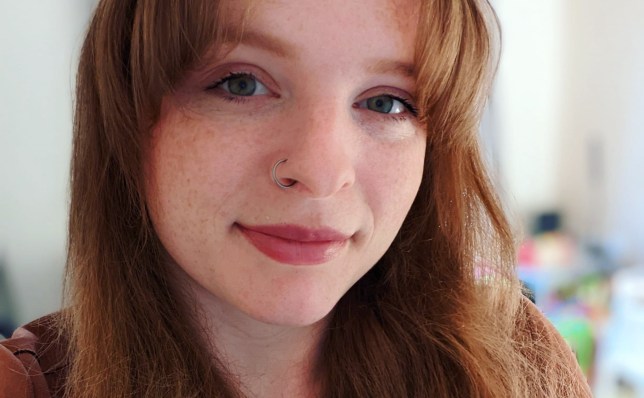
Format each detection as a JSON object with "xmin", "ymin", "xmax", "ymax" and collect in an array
[{"xmin": 235, "ymin": 223, "xmax": 351, "ymax": 265}]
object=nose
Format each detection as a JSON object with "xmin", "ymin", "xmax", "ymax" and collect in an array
[{"xmin": 275, "ymin": 102, "xmax": 356, "ymax": 198}]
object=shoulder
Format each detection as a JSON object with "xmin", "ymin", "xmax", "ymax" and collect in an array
[
  {"xmin": 0, "ymin": 340, "xmax": 32, "ymax": 397},
  {"xmin": 0, "ymin": 314, "xmax": 68, "ymax": 398},
  {"xmin": 515, "ymin": 297, "xmax": 593, "ymax": 397}
]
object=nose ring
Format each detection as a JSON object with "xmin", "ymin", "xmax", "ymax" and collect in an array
[{"xmin": 272, "ymin": 159, "xmax": 296, "ymax": 189}]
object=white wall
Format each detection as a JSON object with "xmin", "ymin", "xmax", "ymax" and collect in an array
[
  {"xmin": 493, "ymin": 1, "xmax": 644, "ymax": 264},
  {"xmin": 493, "ymin": 0, "xmax": 565, "ymax": 219},
  {"xmin": 0, "ymin": 1, "xmax": 93, "ymax": 324},
  {"xmin": 559, "ymin": 0, "xmax": 644, "ymax": 263}
]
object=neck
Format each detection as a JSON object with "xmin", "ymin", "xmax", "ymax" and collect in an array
[{"xmin": 190, "ymin": 284, "xmax": 328, "ymax": 397}]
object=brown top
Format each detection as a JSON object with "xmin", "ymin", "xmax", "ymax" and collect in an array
[
  {"xmin": 0, "ymin": 300, "xmax": 592, "ymax": 397},
  {"xmin": 0, "ymin": 315, "xmax": 67, "ymax": 398}
]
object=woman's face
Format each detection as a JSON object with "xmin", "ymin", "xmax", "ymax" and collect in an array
[{"xmin": 145, "ymin": 0, "xmax": 425, "ymax": 327}]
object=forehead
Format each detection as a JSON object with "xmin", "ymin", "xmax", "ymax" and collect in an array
[
  {"xmin": 249, "ymin": 0, "xmax": 420, "ymax": 26},
  {"xmin": 224, "ymin": 0, "xmax": 420, "ymax": 60}
]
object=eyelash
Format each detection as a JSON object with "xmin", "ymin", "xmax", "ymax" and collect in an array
[
  {"xmin": 205, "ymin": 72, "xmax": 418, "ymax": 119},
  {"xmin": 207, "ymin": 71, "xmax": 257, "ymax": 88},
  {"xmin": 205, "ymin": 72, "xmax": 265, "ymax": 102},
  {"xmin": 369, "ymin": 95, "xmax": 419, "ymax": 118}
]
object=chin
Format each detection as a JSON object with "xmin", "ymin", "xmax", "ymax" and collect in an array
[{"xmin": 244, "ymin": 292, "xmax": 340, "ymax": 328}]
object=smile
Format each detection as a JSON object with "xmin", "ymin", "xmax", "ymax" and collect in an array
[{"xmin": 235, "ymin": 223, "xmax": 351, "ymax": 265}]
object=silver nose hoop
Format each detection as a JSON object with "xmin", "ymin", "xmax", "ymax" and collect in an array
[{"xmin": 272, "ymin": 159, "xmax": 296, "ymax": 189}]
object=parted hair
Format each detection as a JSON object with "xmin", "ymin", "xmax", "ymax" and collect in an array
[{"xmin": 63, "ymin": 0, "xmax": 582, "ymax": 397}]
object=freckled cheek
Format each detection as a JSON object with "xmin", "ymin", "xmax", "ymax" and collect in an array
[
  {"xmin": 145, "ymin": 151, "xmax": 234, "ymax": 265},
  {"xmin": 145, "ymin": 140, "xmax": 220, "ymax": 229},
  {"xmin": 363, "ymin": 143, "xmax": 425, "ymax": 223}
]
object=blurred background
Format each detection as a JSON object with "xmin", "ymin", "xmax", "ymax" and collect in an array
[
  {"xmin": 1, "ymin": 1, "xmax": 642, "ymax": 396},
  {"xmin": 491, "ymin": 1, "xmax": 644, "ymax": 396}
]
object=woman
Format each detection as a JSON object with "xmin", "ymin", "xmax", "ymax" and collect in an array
[{"xmin": 0, "ymin": 0, "xmax": 591, "ymax": 397}]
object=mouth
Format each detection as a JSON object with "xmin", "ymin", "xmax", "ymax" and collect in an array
[{"xmin": 235, "ymin": 223, "xmax": 351, "ymax": 266}]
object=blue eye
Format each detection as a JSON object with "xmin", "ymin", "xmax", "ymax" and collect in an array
[
  {"xmin": 368, "ymin": 96, "xmax": 395, "ymax": 113},
  {"xmin": 209, "ymin": 73, "xmax": 269, "ymax": 96},
  {"xmin": 358, "ymin": 95, "xmax": 417, "ymax": 116}
]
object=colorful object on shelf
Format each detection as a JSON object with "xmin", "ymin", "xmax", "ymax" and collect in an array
[
  {"xmin": 594, "ymin": 266, "xmax": 644, "ymax": 397},
  {"xmin": 550, "ymin": 315, "xmax": 595, "ymax": 376}
]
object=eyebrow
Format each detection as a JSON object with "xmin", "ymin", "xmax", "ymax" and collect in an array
[
  {"xmin": 234, "ymin": 29, "xmax": 297, "ymax": 59},
  {"xmin": 367, "ymin": 59, "xmax": 416, "ymax": 78}
]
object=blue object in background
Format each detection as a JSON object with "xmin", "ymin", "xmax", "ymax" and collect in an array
[{"xmin": 0, "ymin": 258, "xmax": 17, "ymax": 338}]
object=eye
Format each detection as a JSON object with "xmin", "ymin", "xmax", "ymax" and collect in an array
[
  {"xmin": 209, "ymin": 73, "xmax": 270, "ymax": 97},
  {"xmin": 357, "ymin": 94, "xmax": 417, "ymax": 116}
]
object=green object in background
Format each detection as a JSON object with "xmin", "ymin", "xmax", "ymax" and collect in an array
[{"xmin": 551, "ymin": 316, "xmax": 594, "ymax": 376}]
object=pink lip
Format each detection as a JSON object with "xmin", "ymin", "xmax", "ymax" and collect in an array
[{"xmin": 236, "ymin": 223, "xmax": 350, "ymax": 265}]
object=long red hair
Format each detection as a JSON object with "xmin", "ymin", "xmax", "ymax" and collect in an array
[{"xmin": 63, "ymin": 1, "xmax": 582, "ymax": 396}]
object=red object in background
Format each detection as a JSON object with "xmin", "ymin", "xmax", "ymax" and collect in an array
[{"xmin": 518, "ymin": 239, "xmax": 536, "ymax": 266}]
